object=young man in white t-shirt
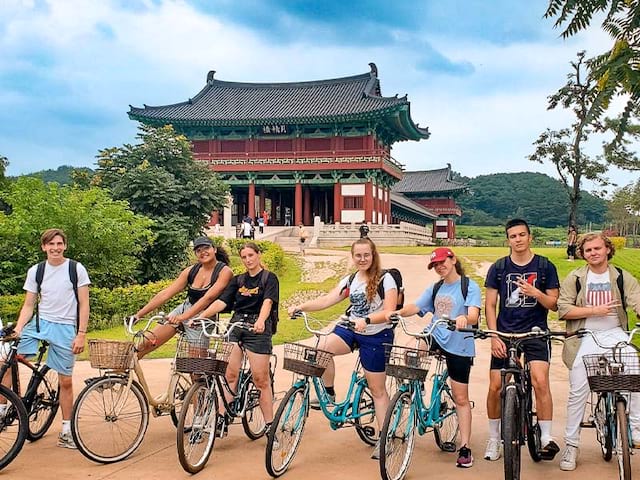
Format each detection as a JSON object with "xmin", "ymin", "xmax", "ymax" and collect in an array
[
  {"xmin": 558, "ymin": 233, "xmax": 640, "ymax": 470},
  {"xmin": 7, "ymin": 228, "xmax": 91, "ymax": 449}
]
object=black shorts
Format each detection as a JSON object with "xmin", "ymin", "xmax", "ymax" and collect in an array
[
  {"xmin": 567, "ymin": 245, "xmax": 577, "ymax": 257},
  {"xmin": 490, "ymin": 337, "xmax": 550, "ymax": 370},
  {"xmin": 227, "ymin": 314, "xmax": 272, "ymax": 355},
  {"xmin": 427, "ymin": 338, "xmax": 473, "ymax": 384}
]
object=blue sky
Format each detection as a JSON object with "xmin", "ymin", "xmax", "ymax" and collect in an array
[{"xmin": 1, "ymin": 0, "xmax": 634, "ymax": 192}]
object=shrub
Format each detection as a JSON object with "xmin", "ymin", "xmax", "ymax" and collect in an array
[{"xmin": 609, "ymin": 236, "xmax": 626, "ymax": 251}]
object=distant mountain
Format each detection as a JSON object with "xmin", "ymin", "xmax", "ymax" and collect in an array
[
  {"xmin": 22, "ymin": 165, "xmax": 93, "ymax": 185},
  {"xmin": 456, "ymin": 172, "xmax": 607, "ymax": 227}
]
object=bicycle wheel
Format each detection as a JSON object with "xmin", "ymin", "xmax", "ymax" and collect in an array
[
  {"xmin": 177, "ymin": 381, "xmax": 218, "ymax": 474},
  {"xmin": 265, "ymin": 384, "xmax": 308, "ymax": 477},
  {"xmin": 525, "ymin": 386, "xmax": 542, "ymax": 462},
  {"xmin": 26, "ymin": 365, "xmax": 60, "ymax": 441},
  {"xmin": 354, "ymin": 384, "xmax": 379, "ymax": 446},
  {"xmin": 0, "ymin": 385, "xmax": 28, "ymax": 471},
  {"xmin": 72, "ymin": 376, "xmax": 149, "ymax": 463},
  {"xmin": 594, "ymin": 393, "xmax": 613, "ymax": 461},
  {"xmin": 502, "ymin": 386, "xmax": 521, "ymax": 480},
  {"xmin": 433, "ymin": 383, "xmax": 459, "ymax": 452},
  {"xmin": 242, "ymin": 379, "xmax": 267, "ymax": 440},
  {"xmin": 615, "ymin": 399, "xmax": 631, "ymax": 480},
  {"xmin": 169, "ymin": 373, "xmax": 192, "ymax": 427},
  {"xmin": 379, "ymin": 390, "xmax": 416, "ymax": 480}
]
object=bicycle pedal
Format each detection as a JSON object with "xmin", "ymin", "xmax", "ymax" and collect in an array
[{"xmin": 579, "ymin": 421, "xmax": 594, "ymax": 428}]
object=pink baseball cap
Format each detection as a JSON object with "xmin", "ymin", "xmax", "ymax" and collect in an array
[{"xmin": 428, "ymin": 247, "xmax": 455, "ymax": 269}]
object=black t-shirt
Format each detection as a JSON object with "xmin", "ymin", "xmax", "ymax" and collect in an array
[{"xmin": 218, "ymin": 270, "xmax": 279, "ymax": 315}]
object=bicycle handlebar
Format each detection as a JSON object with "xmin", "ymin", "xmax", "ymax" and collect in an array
[
  {"xmin": 125, "ymin": 313, "xmax": 172, "ymax": 335},
  {"xmin": 389, "ymin": 313, "xmax": 455, "ymax": 339},
  {"xmin": 196, "ymin": 318, "xmax": 254, "ymax": 338},
  {"xmin": 569, "ymin": 327, "xmax": 640, "ymax": 352},
  {"xmin": 290, "ymin": 311, "xmax": 352, "ymax": 336},
  {"xmin": 458, "ymin": 326, "xmax": 568, "ymax": 342}
]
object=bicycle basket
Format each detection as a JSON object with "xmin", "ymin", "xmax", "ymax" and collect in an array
[
  {"xmin": 88, "ymin": 339, "xmax": 135, "ymax": 370},
  {"xmin": 384, "ymin": 344, "xmax": 431, "ymax": 381},
  {"xmin": 583, "ymin": 352, "xmax": 640, "ymax": 392},
  {"xmin": 175, "ymin": 335, "xmax": 233, "ymax": 375},
  {"xmin": 283, "ymin": 343, "xmax": 333, "ymax": 377}
]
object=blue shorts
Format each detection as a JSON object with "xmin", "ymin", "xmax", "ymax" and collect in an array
[
  {"xmin": 333, "ymin": 326, "xmax": 394, "ymax": 373},
  {"xmin": 18, "ymin": 318, "xmax": 76, "ymax": 376}
]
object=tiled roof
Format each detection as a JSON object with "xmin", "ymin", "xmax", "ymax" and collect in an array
[
  {"xmin": 390, "ymin": 192, "xmax": 438, "ymax": 219},
  {"xmin": 392, "ymin": 164, "xmax": 466, "ymax": 193},
  {"xmin": 128, "ymin": 64, "xmax": 429, "ymax": 140}
]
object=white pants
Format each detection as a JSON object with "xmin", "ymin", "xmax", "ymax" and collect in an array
[{"xmin": 564, "ymin": 328, "xmax": 640, "ymax": 447}]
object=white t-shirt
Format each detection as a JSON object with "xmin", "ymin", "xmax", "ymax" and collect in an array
[
  {"xmin": 338, "ymin": 271, "xmax": 396, "ymax": 335},
  {"xmin": 24, "ymin": 259, "xmax": 91, "ymax": 325},
  {"xmin": 243, "ymin": 222, "xmax": 253, "ymax": 236},
  {"xmin": 584, "ymin": 269, "xmax": 620, "ymax": 331}
]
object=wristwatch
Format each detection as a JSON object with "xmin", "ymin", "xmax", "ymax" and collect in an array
[{"xmin": 365, "ymin": 317, "xmax": 371, "ymax": 325}]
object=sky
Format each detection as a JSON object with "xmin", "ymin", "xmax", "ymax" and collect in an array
[{"xmin": 1, "ymin": 0, "xmax": 636, "ymax": 193}]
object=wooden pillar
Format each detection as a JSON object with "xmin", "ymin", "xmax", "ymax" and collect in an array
[
  {"xmin": 333, "ymin": 182, "xmax": 341, "ymax": 224},
  {"xmin": 294, "ymin": 182, "xmax": 303, "ymax": 225},
  {"xmin": 259, "ymin": 187, "xmax": 266, "ymax": 215},
  {"xmin": 248, "ymin": 182, "xmax": 256, "ymax": 220},
  {"xmin": 364, "ymin": 180, "xmax": 373, "ymax": 223},
  {"xmin": 303, "ymin": 187, "xmax": 312, "ymax": 225}
]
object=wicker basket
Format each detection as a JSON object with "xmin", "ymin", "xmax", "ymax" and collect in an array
[
  {"xmin": 88, "ymin": 339, "xmax": 135, "ymax": 370},
  {"xmin": 283, "ymin": 343, "xmax": 333, "ymax": 377},
  {"xmin": 175, "ymin": 335, "xmax": 233, "ymax": 375},
  {"xmin": 385, "ymin": 344, "xmax": 431, "ymax": 381},
  {"xmin": 584, "ymin": 352, "xmax": 640, "ymax": 392}
]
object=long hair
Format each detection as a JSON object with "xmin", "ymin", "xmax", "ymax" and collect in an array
[
  {"xmin": 351, "ymin": 237, "xmax": 381, "ymax": 302},
  {"xmin": 577, "ymin": 233, "xmax": 615, "ymax": 260},
  {"xmin": 215, "ymin": 245, "xmax": 230, "ymax": 265}
]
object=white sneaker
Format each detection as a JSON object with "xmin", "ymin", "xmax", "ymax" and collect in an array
[
  {"xmin": 371, "ymin": 440, "xmax": 380, "ymax": 460},
  {"xmin": 483, "ymin": 438, "xmax": 502, "ymax": 461},
  {"xmin": 559, "ymin": 445, "xmax": 578, "ymax": 471},
  {"xmin": 57, "ymin": 432, "xmax": 77, "ymax": 449}
]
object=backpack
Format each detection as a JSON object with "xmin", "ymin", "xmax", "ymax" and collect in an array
[
  {"xmin": 575, "ymin": 266, "xmax": 626, "ymax": 318},
  {"xmin": 187, "ymin": 261, "xmax": 230, "ymax": 312},
  {"xmin": 237, "ymin": 270, "xmax": 279, "ymax": 334},
  {"xmin": 493, "ymin": 254, "xmax": 549, "ymax": 291},
  {"xmin": 432, "ymin": 275, "xmax": 469, "ymax": 304},
  {"xmin": 341, "ymin": 268, "xmax": 405, "ymax": 311},
  {"xmin": 35, "ymin": 260, "xmax": 79, "ymax": 332}
]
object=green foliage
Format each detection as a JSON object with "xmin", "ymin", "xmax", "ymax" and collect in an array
[
  {"xmin": 457, "ymin": 172, "xmax": 607, "ymax": 227},
  {"xmin": 23, "ymin": 165, "xmax": 94, "ymax": 185},
  {"xmin": 609, "ymin": 236, "xmax": 626, "ymax": 250},
  {"xmin": 0, "ymin": 177, "xmax": 154, "ymax": 293},
  {"xmin": 608, "ymin": 180, "xmax": 640, "ymax": 236},
  {"xmin": 224, "ymin": 239, "xmax": 285, "ymax": 274},
  {"xmin": 94, "ymin": 124, "xmax": 229, "ymax": 282}
]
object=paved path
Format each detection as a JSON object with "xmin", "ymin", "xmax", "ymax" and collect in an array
[{"xmin": 8, "ymin": 252, "xmax": 632, "ymax": 479}]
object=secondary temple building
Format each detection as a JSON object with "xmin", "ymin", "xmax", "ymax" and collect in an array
[{"xmin": 128, "ymin": 63, "xmax": 436, "ymax": 227}]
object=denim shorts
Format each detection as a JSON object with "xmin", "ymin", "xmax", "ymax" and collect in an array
[
  {"xmin": 333, "ymin": 325, "xmax": 394, "ymax": 373},
  {"xmin": 18, "ymin": 318, "xmax": 76, "ymax": 376}
]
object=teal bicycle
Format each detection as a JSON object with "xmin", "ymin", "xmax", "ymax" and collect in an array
[
  {"xmin": 265, "ymin": 313, "xmax": 379, "ymax": 477},
  {"xmin": 379, "ymin": 315, "xmax": 459, "ymax": 480}
]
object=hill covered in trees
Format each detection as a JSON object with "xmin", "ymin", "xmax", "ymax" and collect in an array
[
  {"xmin": 22, "ymin": 165, "xmax": 93, "ymax": 185},
  {"xmin": 456, "ymin": 172, "xmax": 607, "ymax": 227}
]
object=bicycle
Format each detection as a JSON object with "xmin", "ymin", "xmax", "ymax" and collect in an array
[
  {"xmin": 0, "ymin": 321, "xmax": 59, "ymax": 443},
  {"xmin": 0, "ymin": 323, "xmax": 28, "ymax": 471},
  {"xmin": 576, "ymin": 326, "xmax": 640, "ymax": 480},
  {"xmin": 460, "ymin": 326, "xmax": 566, "ymax": 480},
  {"xmin": 176, "ymin": 318, "xmax": 275, "ymax": 474},
  {"xmin": 265, "ymin": 312, "xmax": 379, "ymax": 477},
  {"xmin": 70, "ymin": 314, "xmax": 192, "ymax": 463},
  {"xmin": 379, "ymin": 315, "xmax": 460, "ymax": 480}
]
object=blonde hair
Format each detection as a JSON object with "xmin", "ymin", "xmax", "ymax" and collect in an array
[{"xmin": 577, "ymin": 233, "xmax": 615, "ymax": 260}]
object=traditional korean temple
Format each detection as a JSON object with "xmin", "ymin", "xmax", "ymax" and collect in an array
[{"xmin": 128, "ymin": 63, "xmax": 431, "ymax": 226}]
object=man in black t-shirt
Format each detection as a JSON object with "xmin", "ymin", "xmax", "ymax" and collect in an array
[{"xmin": 482, "ymin": 219, "xmax": 560, "ymax": 463}]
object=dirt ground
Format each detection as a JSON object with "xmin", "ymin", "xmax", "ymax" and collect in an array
[{"xmin": 6, "ymin": 251, "xmax": 635, "ymax": 479}]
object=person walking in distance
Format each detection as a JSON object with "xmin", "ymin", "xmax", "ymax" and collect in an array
[
  {"xmin": 483, "ymin": 219, "xmax": 561, "ymax": 462},
  {"xmin": 557, "ymin": 233, "xmax": 640, "ymax": 471},
  {"xmin": 567, "ymin": 225, "xmax": 578, "ymax": 261},
  {"xmin": 298, "ymin": 224, "xmax": 309, "ymax": 256},
  {"xmin": 3, "ymin": 228, "xmax": 90, "ymax": 449}
]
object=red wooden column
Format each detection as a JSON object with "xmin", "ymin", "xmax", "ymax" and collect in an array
[
  {"xmin": 294, "ymin": 182, "xmax": 303, "ymax": 225},
  {"xmin": 303, "ymin": 187, "xmax": 312, "ymax": 225},
  {"xmin": 259, "ymin": 187, "xmax": 266, "ymax": 215},
  {"xmin": 364, "ymin": 180, "xmax": 373, "ymax": 223},
  {"xmin": 210, "ymin": 211, "xmax": 220, "ymax": 225},
  {"xmin": 374, "ymin": 185, "xmax": 381, "ymax": 224},
  {"xmin": 248, "ymin": 182, "xmax": 256, "ymax": 220},
  {"xmin": 333, "ymin": 182, "xmax": 341, "ymax": 224}
]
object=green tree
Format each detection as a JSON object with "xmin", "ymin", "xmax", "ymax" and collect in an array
[
  {"xmin": 545, "ymin": 1, "xmax": 640, "ymax": 139},
  {"xmin": 94, "ymin": 125, "xmax": 229, "ymax": 281},
  {"xmin": 0, "ymin": 177, "xmax": 154, "ymax": 294},
  {"xmin": 529, "ymin": 51, "xmax": 639, "ymax": 227},
  {"xmin": 608, "ymin": 181, "xmax": 640, "ymax": 236},
  {"xmin": 0, "ymin": 155, "xmax": 10, "ymax": 214}
]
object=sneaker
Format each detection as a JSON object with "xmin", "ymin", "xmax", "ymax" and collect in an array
[
  {"xmin": 371, "ymin": 440, "xmax": 380, "ymax": 460},
  {"xmin": 310, "ymin": 393, "xmax": 335, "ymax": 410},
  {"xmin": 559, "ymin": 445, "xmax": 578, "ymax": 471},
  {"xmin": 57, "ymin": 432, "xmax": 77, "ymax": 449},
  {"xmin": 483, "ymin": 438, "xmax": 502, "ymax": 461},
  {"xmin": 539, "ymin": 440, "xmax": 560, "ymax": 460},
  {"xmin": 215, "ymin": 415, "xmax": 228, "ymax": 438},
  {"xmin": 456, "ymin": 446, "xmax": 474, "ymax": 468}
]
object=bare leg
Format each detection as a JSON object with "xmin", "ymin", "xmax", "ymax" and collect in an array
[{"xmin": 246, "ymin": 351, "xmax": 273, "ymax": 423}]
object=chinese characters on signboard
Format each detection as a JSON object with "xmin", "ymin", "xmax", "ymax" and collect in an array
[{"xmin": 261, "ymin": 124, "xmax": 288, "ymax": 135}]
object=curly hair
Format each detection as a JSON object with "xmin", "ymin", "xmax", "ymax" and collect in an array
[
  {"xmin": 577, "ymin": 233, "xmax": 615, "ymax": 260},
  {"xmin": 350, "ymin": 237, "xmax": 381, "ymax": 302}
]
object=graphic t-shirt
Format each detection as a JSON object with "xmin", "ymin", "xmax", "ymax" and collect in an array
[
  {"xmin": 484, "ymin": 255, "xmax": 559, "ymax": 332},
  {"xmin": 584, "ymin": 270, "xmax": 620, "ymax": 331},
  {"xmin": 218, "ymin": 270, "xmax": 279, "ymax": 315}
]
